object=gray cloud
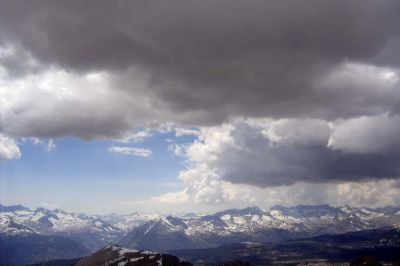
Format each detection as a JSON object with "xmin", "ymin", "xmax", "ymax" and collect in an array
[
  {"xmin": 1, "ymin": 0, "xmax": 400, "ymax": 128},
  {"xmin": 221, "ymin": 122, "xmax": 400, "ymax": 187},
  {"xmin": 0, "ymin": 69, "xmax": 149, "ymax": 139},
  {"xmin": 1, "ymin": 0, "xmax": 400, "ymax": 193},
  {"xmin": 329, "ymin": 114, "xmax": 400, "ymax": 154},
  {"xmin": 176, "ymin": 118, "xmax": 400, "ymax": 190},
  {"xmin": 152, "ymin": 117, "xmax": 400, "ymax": 207}
]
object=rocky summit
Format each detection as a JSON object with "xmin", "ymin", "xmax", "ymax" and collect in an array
[{"xmin": 75, "ymin": 245, "xmax": 192, "ymax": 266}]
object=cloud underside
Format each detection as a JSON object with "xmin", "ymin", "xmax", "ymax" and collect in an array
[
  {"xmin": 1, "ymin": 0, "xmax": 400, "ymax": 135},
  {"xmin": 1, "ymin": 1, "xmax": 400, "ymax": 205}
]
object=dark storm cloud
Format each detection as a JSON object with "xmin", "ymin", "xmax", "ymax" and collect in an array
[
  {"xmin": 217, "ymin": 122, "xmax": 400, "ymax": 187},
  {"xmin": 2, "ymin": 0, "xmax": 400, "ymax": 187},
  {"xmin": 1, "ymin": 0, "xmax": 400, "ymax": 124}
]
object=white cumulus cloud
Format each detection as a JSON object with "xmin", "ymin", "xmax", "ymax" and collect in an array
[
  {"xmin": 148, "ymin": 117, "xmax": 400, "ymax": 208},
  {"xmin": 0, "ymin": 134, "xmax": 21, "ymax": 162}
]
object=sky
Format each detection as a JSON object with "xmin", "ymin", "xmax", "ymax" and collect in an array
[{"xmin": 1, "ymin": 0, "xmax": 400, "ymax": 214}]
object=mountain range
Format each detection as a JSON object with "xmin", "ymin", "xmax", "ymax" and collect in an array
[
  {"xmin": 1, "ymin": 203, "xmax": 400, "ymax": 265},
  {"xmin": 120, "ymin": 205, "xmax": 400, "ymax": 250},
  {"xmin": 0, "ymin": 205, "xmax": 124, "ymax": 251}
]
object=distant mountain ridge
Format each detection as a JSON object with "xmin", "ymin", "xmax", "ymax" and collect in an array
[
  {"xmin": 2, "ymin": 203, "xmax": 400, "ymax": 257},
  {"xmin": 121, "ymin": 204, "xmax": 400, "ymax": 250},
  {"xmin": 0, "ymin": 204, "xmax": 30, "ymax": 213},
  {"xmin": 0, "ymin": 204, "xmax": 124, "ymax": 251}
]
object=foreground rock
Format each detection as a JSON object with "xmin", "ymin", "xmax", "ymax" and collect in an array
[{"xmin": 76, "ymin": 245, "xmax": 192, "ymax": 266}]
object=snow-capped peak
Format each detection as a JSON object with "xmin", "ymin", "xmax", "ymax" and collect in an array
[{"xmin": 0, "ymin": 216, "xmax": 36, "ymax": 235}]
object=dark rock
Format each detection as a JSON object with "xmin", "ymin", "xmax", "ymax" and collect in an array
[{"xmin": 350, "ymin": 255, "xmax": 383, "ymax": 266}]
